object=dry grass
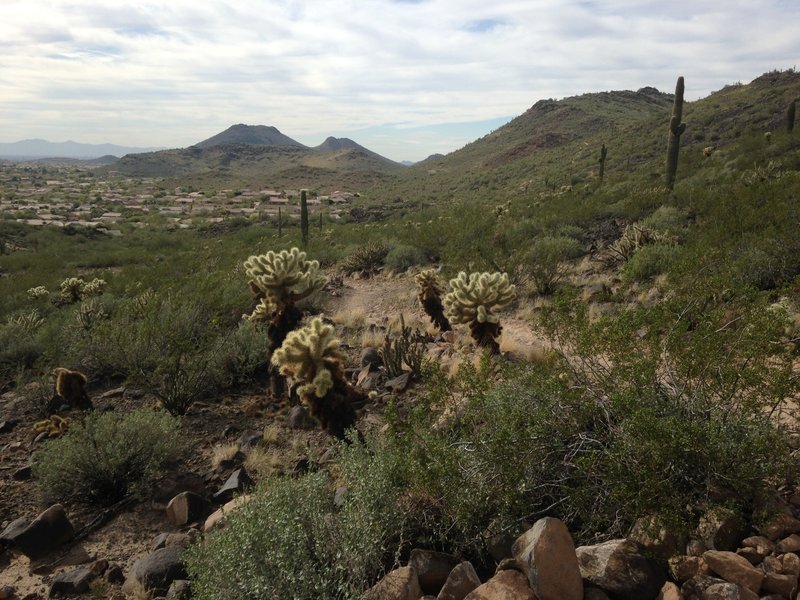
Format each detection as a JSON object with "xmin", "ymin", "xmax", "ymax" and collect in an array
[
  {"xmin": 244, "ymin": 446, "xmax": 285, "ymax": 478},
  {"xmin": 331, "ymin": 307, "xmax": 367, "ymax": 329},
  {"xmin": 499, "ymin": 335, "xmax": 551, "ymax": 364},
  {"xmin": 360, "ymin": 328, "xmax": 385, "ymax": 349},
  {"xmin": 211, "ymin": 443, "xmax": 241, "ymax": 470},
  {"xmin": 262, "ymin": 424, "xmax": 281, "ymax": 446}
]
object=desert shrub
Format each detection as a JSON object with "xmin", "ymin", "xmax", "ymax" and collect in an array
[
  {"xmin": 384, "ymin": 244, "xmax": 428, "ymax": 272},
  {"xmin": 33, "ymin": 409, "xmax": 184, "ymax": 506},
  {"xmin": 525, "ymin": 235, "xmax": 583, "ymax": 295},
  {"xmin": 340, "ymin": 242, "xmax": 389, "ymax": 276},
  {"xmin": 622, "ymin": 243, "xmax": 679, "ymax": 282},
  {"xmin": 187, "ymin": 441, "xmax": 408, "ymax": 600},
  {"xmin": 0, "ymin": 313, "xmax": 49, "ymax": 389},
  {"xmin": 640, "ymin": 205, "xmax": 686, "ymax": 235},
  {"xmin": 209, "ymin": 322, "xmax": 269, "ymax": 389}
]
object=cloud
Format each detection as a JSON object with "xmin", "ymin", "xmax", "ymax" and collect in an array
[{"xmin": 0, "ymin": 0, "xmax": 798, "ymax": 160}]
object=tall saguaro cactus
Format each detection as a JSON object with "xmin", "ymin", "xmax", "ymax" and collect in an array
[
  {"xmin": 787, "ymin": 100, "xmax": 796, "ymax": 134},
  {"xmin": 665, "ymin": 76, "xmax": 686, "ymax": 190},
  {"xmin": 598, "ymin": 143, "xmax": 608, "ymax": 185},
  {"xmin": 300, "ymin": 190, "xmax": 309, "ymax": 247}
]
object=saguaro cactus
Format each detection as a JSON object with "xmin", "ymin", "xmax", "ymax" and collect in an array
[
  {"xmin": 787, "ymin": 100, "xmax": 796, "ymax": 134},
  {"xmin": 598, "ymin": 143, "xmax": 608, "ymax": 185},
  {"xmin": 443, "ymin": 271, "xmax": 515, "ymax": 354},
  {"xmin": 665, "ymin": 76, "xmax": 686, "ymax": 190},
  {"xmin": 300, "ymin": 190, "xmax": 309, "ymax": 247}
]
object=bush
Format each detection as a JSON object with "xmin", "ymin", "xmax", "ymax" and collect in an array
[
  {"xmin": 622, "ymin": 243, "xmax": 679, "ymax": 282},
  {"xmin": 33, "ymin": 409, "xmax": 185, "ymax": 506},
  {"xmin": 384, "ymin": 244, "xmax": 428, "ymax": 272},
  {"xmin": 525, "ymin": 235, "xmax": 583, "ymax": 295},
  {"xmin": 187, "ymin": 438, "xmax": 408, "ymax": 600},
  {"xmin": 340, "ymin": 242, "xmax": 389, "ymax": 277}
]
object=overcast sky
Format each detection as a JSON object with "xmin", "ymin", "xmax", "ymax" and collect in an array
[{"xmin": 1, "ymin": 1, "xmax": 799, "ymax": 162}]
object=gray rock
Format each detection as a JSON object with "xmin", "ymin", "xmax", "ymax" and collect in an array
[
  {"xmin": 360, "ymin": 347, "xmax": 382, "ymax": 371},
  {"xmin": 512, "ymin": 516, "xmax": 583, "ymax": 600},
  {"xmin": 409, "ymin": 548, "xmax": 460, "ymax": 595},
  {"xmin": 385, "ymin": 372, "xmax": 412, "ymax": 393},
  {"xmin": 13, "ymin": 504, "xmax": 74, "ymax": 560},
  {"xmin": 576, "ymin": 538, "xmax": 665, "ymax": 600},
  {"xmin": 437, "ymin": 561, "xmax": 481, "ymax": 600},
  {"xmin": 212, "ymin": 468, "xmax": 254, "ymax": 504},
  {"xmin": 166, "ymin": 492, "xmax": 211, "ymax": 527},
  {"xmin": 49, "ymin": 567, "xmax": 95, "ymax": 597},
  {"xmin": 123, "ymin": 546, "xmax": 186, "ymax": 597},
  {"xmin": 165, "ymin": 579, "xmax": 191, "ymax": 600},
  {"xmin": 12, "ymin": 464, "xmax": 32, "ymax": 481},
  {"xmin": 287, "ymin": 405, "xmax": 315, "ymax": 430}
]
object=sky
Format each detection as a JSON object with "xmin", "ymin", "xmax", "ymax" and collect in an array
[{"xmin": 1, "ymin": 1, "xmax": 799, "ymax": 162}]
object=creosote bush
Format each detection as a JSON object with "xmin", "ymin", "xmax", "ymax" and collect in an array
[{"xmin": 33, "ymin": 409, "xmax": 184, "ymax": 506}]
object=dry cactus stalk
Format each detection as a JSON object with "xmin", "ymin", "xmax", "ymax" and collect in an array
[
  {"xmin": 415, "ymin": 269, "xmax": 451, "ymax": 332},
  {"xmin": 271, "ymin": 318, "xmax": 364, "ymax": 439},
  {"xmin": 443, "ymin": 271, "xmax": 515, "ymax": 353}
]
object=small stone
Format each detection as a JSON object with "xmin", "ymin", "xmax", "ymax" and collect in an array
[
  {"xmin": 122, "ymin": 546, "xmax": 187, "ymax": 597},
  {"xmin": 49, "ymin": 567, "xmax": 95, "ymax": 596},
  {"xmin": 105, "ymin": 564, "xmax": 125, "ymax": 584},
  {"xmin": 776, "ymin": 533, "xmax": 800, "ymax": 553},
  {"xmin": 781, "ymin": 552, "xmax": 800, "ymax": 577},
  {"xmin": 165, "ymin": 579, "xmax": 191, "ymax": 600},
  {"xmin": 735, "ymin": 547, "xmax": 763, "ymax": 566},
  {"xmin": 657, "ymin": 582, "xmax": 681, "ymax": 600},
  {"xmin": 740, "ymin": 535, "xmax": 775, "ymax": 553},
  {"xmin": 409, "ymin": 549, "xmax": 459, "ymax": 595},
  {"xmin": 236, "ymin": 430, "xmax": 262, "ymax": 449},
  {"xmin": 287, "ymin": 405, "xmax": 315, "ymax": 430},
  {"xmin": 12, "ymin": 465, "xmax": 32, "ymax": 481},
  {"xmin": 212, "ymin": 468, "xmax": 254, "ymax": 504},
  {"xmin": 0, "ymin": 586, "xmax": 15, "ymax": 600},
  {"xmin": 702, "ymin": 550, "xmax": 764, "ymax": 594},
  {"xmin": 669, "ymin": 555, "xmax": 710, "ymax": 583},
  {"xmin": 761, "ymin": 513, "xmax": 800, "ymax": 542},
  {"xmin": 364, "ymin": 566, "xmax": 422, "ymax": 600},
  {"xmin": 99, "ymin": 387, "xmax": 126, "ymax": 399},
  {"xmin": 385, "ymin": 372, "xmax": 412, "ymax": 393},
  {"xmin": 360, "ymin": 347, "xmax": 382, "ymax": 371},
  {"xmin": 166, "ymin": 492, "xmax": 211, "ymax": 526},
  {"xmin": 437, "ymin": 561, "xmax": 481, "ymax": 600},
  {"xmin": 698, "ymin": 509, "xmax": 748, "ymax": 552},
  {"xmin": 0, "ymin": 419, "xmax": 17, "ymax": 433}
]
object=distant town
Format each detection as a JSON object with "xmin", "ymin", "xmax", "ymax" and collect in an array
[{"xmin": 0, "ymin": 162, "xmax": 356, "ymax": 234}]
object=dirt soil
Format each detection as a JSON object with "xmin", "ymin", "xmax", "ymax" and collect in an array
[{"xmin": 0, "ymin": 270, "xmax": 548, "ymax": 598}]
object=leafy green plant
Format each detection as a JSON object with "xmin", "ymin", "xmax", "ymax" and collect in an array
[
  {"xmin": 384, "ymin": 243, "xmax": 427, "ymax": 272},
  {"xmin": 525, "ymin": 235, "xmax": 582, "ymax": 295},
  {"xmin": 33, "ymin": 409, "xmax": 185, "ymax": 506},
  {"xmin": 622, "ymin": 243, "xmax": 679, "ymax": 282}
]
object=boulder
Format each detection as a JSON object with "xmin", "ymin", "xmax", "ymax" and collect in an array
[
  {"xmin": 122, "ymin": 546, "xmax": 187, "ymax": 597},
  {"xmin": 203, "ymin": 494, "xmax": 253, "ymax": 532},
  {"xmin": 464, "ymin": 569, "xmax": 535, "ymax": 599},
  {"xmin": 702, "ymin": 551, "xmax": 763, "ymax": 594},
  {"xmin": 657, "ymin": 582, "xmax": 681, "ymax": 600},
  {"xmin": 669, "ymin": 556, "xmax": 710, "ymax": 583},
  {"xmin": 364, "ymin": 566, "xmax": 422, "ymax": 600},
  {"xmin": 512, "ymin": 516, "xmax": 582, "ymax": 600},
  {"xmin": 212, "ymin": 468, "xmax": 254, "ymax": 504},
  {"xmin": 287, "ymin": 405, "xmax": 315, "ymax": 430},
  {"xmin": 409, "ymin": 549, "xmax": 460, "ymax": 595},
  {"xmin": 49, "ymin": 567, "xmax": 95, "ymax": 597},
  {"xmin": 437, "ymin": 561, "xmax": 481, "ymax": 600},
  {"xmin": 630, "ymin": 516, "xmax": 685, "ymax": 559},
  {"xmin": 576, "ymin": 538, "xmax": 665, "ymax": 600},
  {"xmin": 702, "ymin": 582, "xmax": 758, "ymax": 599},
  {"xmin": 775, "ymin": 533, "xmax": 800, "ymax": 553},
  {"xmin": 697, "ymin": 509, "xmax": 747, "ymax": 552},
  {"xmin": 761, "ymin": 572, "xmax": 796, "ymax": 598},
  {"xmin": 12, "ymin": 504, "xmax": 74, "ymax": 560},
  {"xmin": 760, "ymin": 513, "xmax": 800, "ymax": 542},
  {"xmin": 166, "ymin": 491, "xmax": 211, "ymax": 526}
]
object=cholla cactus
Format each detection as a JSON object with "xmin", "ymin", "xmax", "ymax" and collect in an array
[
  {"xmin": 415, "ymin": 269, "xmax": 451, "ymax": 332},
  {"xmin": 58, "ymin": 277, "xmax": 107, "ymax": 304},
  {"xmin": 27, "ymin": 286, "xmax": 50, "ymax": 300},
  {"xmin": 8, "ymin": 309, "xmax": 45, "ymax": 332},
  {"xmin": 244, "ymin": 248, "xmax": 326, "ymax": 398},
  {"xmin": 271, "ymin": 318, "xmax": 363, "ymax": 439},
  {"xmin": 60, "ymin": 278, "xmax": 86, "ymax": 304},
  {"xmin": 244, "ymin": 247, "xmax": 324, "ymax": 309},
  {"xmin": 444, "ymin": 271, "xmax": 515, "ymax": 353}
]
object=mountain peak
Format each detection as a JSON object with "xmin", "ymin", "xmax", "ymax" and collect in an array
[{"xmin": 194, "ymin": 124, "xmax": 307, "ymax": 149}]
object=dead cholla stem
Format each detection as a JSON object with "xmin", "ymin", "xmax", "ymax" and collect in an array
[
  {"xmin": 380, "ymin": 314, "xmax": 428, "ymax": 379},
  {"xmin": 271, "ymin": 317, "xmax": 364, "ymax": 439},
  {"xmin": 443, "ymin": 271, "xmax": 515, "ymax": 354},
  {"xmin": 415, "ymin": 269, "xmax": 451, "ymax": 332}
]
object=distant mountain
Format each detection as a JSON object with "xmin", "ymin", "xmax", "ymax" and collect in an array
[
  {"xmin": 107, "ymin": 125, "xmax": 403, "ymax": 188},
  {"xmin": 313, "ymin": 137, "xmax": 362, "ymax": 153},
  {"xmin": 0, "ymin": 139, "xmax": 162, "ymax": 160},
  {"xmin": 194, "ymin": 124, "xmax": 307, "ymax": 149}
]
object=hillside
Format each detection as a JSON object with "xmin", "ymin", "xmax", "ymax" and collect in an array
[
  {"xmin": 0, "ymin": 139, "xmax": 162, "ymax": 160},
  {"xmin": 365, "ymin": 70, "xmax": 800, "ymax": 205},
  {"xmin": 195, "ymin": 124, "xmax": 307, "ymax": 149}
]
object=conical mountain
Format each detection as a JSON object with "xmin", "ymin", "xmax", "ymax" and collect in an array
[{"xmin": 195, "ymin": 124, "xmax": 307, "ymax": 149}]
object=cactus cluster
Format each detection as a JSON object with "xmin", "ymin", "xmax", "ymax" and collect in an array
[
  {"xmin": 245, "ymin": 247, "xmax": 324, "ymax": 309},
  {"xmin": 33, "ymin": 415, "xmax": 70, "ymax": 438},
  {"xmin": 244, "ymin": 247, "xmax": 326, "ymax": 396},
  {"xmin": 58, "ymin": 277, "xmax": 107, "ymax": 304},
  {"xmin": 271, "ymin": 318, "xmax": 362, "ymax": 438},
  {"xmin": 415, "ymin": 269, "xmax": 451, "ymax": 332},
  {"xmin": 27, "ymin": 286, "xmax": 50, "ymax": 300},
  {"xmin": 443, "ymin": 271, "xmax": 515, "ymax": 353}
]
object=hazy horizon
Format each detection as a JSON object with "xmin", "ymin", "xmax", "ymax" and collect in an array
[{"xmin": 2, "ymin": 1, "xmax": 799, "ymax": 162}]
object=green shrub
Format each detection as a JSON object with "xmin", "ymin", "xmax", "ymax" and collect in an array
[
  {"xmin": 622, "ymin": 243, "xmax": 679, "ymax": 282},
  {"xmin": 33, "ymin": 409, "xmax": 185, "ymax": 506},
  {"xmin": 384, "ymin": 244, "xmax": 428, "ymax": 272},
  {"xmin": 187, "ymin": 440, "xmax": 408, "ymax": 600},
  {"xmin": 340, "ymin": 242, "xmax": 389, "ymax": 276},
  {"xmin": 640, "ymin": 205, "xmax": 686, "ymax": 235},
  {"xmin": 525, "ymin": 235, "xmax": 583, "ymax": 295}
]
